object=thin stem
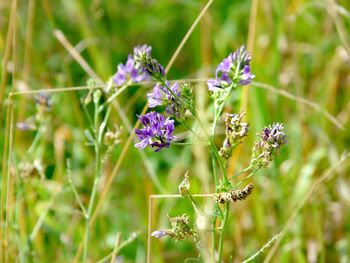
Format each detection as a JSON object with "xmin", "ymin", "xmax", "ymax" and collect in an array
[
  {"xmin": 27, "ymin": 123, "xmax": 43, "ymax": 154},
  {"xmin": 173, "ymin": 142, "xmax": 209, "ymax": 146},
  {"xmin": 229, "ymin": 166, "xmax": 253, "ymax": 180},
  {"xmin": 183, "ymin": 120, "xmax": 204, "ymax": 142},
  {"xmin": 236, "ymin": 170, "xmax": 256, "ymax": 188},
  {"xmin": 160, "ymin": 79, "xmax": 183, "ymax": 105},
  {"xmin": 101, "ymin": 81, "xmax": 131, "ymax": 110},
  {"xmin": 212, "ymin": 112, "xmax": 218, "ymax": 137},
  {"xmin": 67, "ymin": 159, "xmax": 87, "ymax": 216},
  {"xmin": 82, "ymin": 102, "xmax": 94, "ymax": 126},
  {"xmin": 110, "ymin": 233, "xmax": 122, "ymax": 263},
  {"xmin": 186, "ymin": 191, "xmax": 203, "ymax": 216},
  {"xmin": 211, "ymin": 157, "xmax": 219, "ymax": 262},
  {"xmin": 83, "ymin": 98, "xmax": 102, "ymax": 262},
  {"xmin": 209, "ymin": 142, "xmax": 227, "ymax": 184},
  {"xmin": 211, "ymin": 154, "xmax": 219, "ymax": 189},
  {"xmin": 217, "ymin": 203, "xmax": 230, "ymax": 262}
]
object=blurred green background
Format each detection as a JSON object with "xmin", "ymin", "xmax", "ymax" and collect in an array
[{"xmin": 1, "ymin": 0, "xmax": 350, "ymax": 262}]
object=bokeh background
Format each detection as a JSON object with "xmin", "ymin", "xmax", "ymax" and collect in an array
[{"xmin": 1, "ymin": 0, "xmax": 350, "ymax": 262}]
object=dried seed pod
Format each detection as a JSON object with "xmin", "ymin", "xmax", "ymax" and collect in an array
[
  {"xmin": 219, "ymin": 112, "xmax": 249, "ymax": 159},
  {"xmin": 216, "ymin": 183, "xmax": 254, "ymax": 204}
]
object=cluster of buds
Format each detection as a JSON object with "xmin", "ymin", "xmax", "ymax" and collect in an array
[
  {"xmin": 215, "ymin": 183, "xmax": 254, "ymax": 204},
  {"xmin": 147, "ymin": 82, "xmax": 194, "ymax": 122},
  {"xmin": 251, "ymin": 123, "xmax": 287, "ymax": 168},
  {"xmin": 134, "ymin": 46, "xmax": 165, "ymax": 83},
  {"xmin": 219, "ymin": 112, "xmax": 249, "ymax": 159},
  {"xmin": 208, "ymin": 46, "xmax": 254, "ymax": 93},
  {"xmin": 178, "ymin": 171, "xmax": 190, "ymax": 197},
  {"xmin": 112, "ymin": 45, "xmax": 150, "ymax": 87},
  {"xmin": 104, "ymin": 125, "xmax": 122, "ymax": 146},
  {"xmin": 151, "ymin": 214, "xmax": 199, "ymax": 245}
]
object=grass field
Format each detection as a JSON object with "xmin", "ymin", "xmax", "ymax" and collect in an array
[{"xmin": 1, "ymin": 0, "xmax": 350, "ymax": 262}]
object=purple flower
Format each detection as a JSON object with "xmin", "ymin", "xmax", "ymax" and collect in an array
[
  {"xmin": 215, "ymin": 56, "xmax": 233, "ymax": 83},
  {"xmin": 135, "ymin": 112, "xmax": 176, "ymax": 151},
  {"xmin": 147, "ymin": 82, "xmax": 180, "ymax": 106},
  {"xmin": 134, "ymin": 47, "xmax": 165, "ymax": 82},
  {"xmin": 113, "ymin": 55, "xmax": 149, "ymax": 86},
  {"xmin": 261, "ymin": 123, "xmax": 287, "ymax": 145},
  {"xmin": 133, "ymin": 44, "xmax": 152, "ymax": 58},
  {"xmin": 207, "ymin": 45, "xmax": 255, "ymax": 91},
  {"xmin": 147, "ymin": 81, "xmax": 181, "ymax": 115},
  {"xmin": 35, "ymin": 92, "xmax": 52, "ymax": 111},
  {"xmin": 151, "ymin": 230, "xmax": 169, "ymax": 239},
  {"xmin": 231, "ymin": 45, "xmax": 251, "ymax": 67},
  {"xmin": 251, "ymin": 123, "xmax": 287, "ymax": 168},
  {"xmin": 239, "ymin": 65, "xmax": 254, "ymax": 85},
  {"xmin": 113, "ymin": 45, "xmax": 152, "ymax": 86},
  {"xmin": 147, "ymin": 82, "xmax": 185, "ymax": 120},
  {"xmin": 207, "ymin": 79, "xmax": 222, "ymax": 92},
  {"xmin": 147, "ymin": 84, "xmax": 165, "ymax": 108},
  {"xmin": 16, "ymin": 121, "xmax": 36, "ymax": 131}
]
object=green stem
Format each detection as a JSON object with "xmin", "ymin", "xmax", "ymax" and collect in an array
[
  {"xmin": 212, "ymin": 107, "xmax": 218, "ymax": 137},
  {"xmin": 211, "ymin": 157, "xmax": 219, "ymax": 262},
  {"xmin": 209, "ymin": 141, "xmax": 227, "ymax": 184},
  {"xmin": 101, "ymin": 81, "xmax": 131, "ymax": 110},
  {"xmin": 229, "ymin": 165, "xmax": 253, "ymax": 180},
  {"xmin": 67, "ymin": 159, "xmax": 87, "ymax": 216},
  {"xmin": 83, "ymin": 99, "xmax": 102, "ymax": 262},
  {"xmin": 183, "ymin": 120, "xmax": 204, "ymax": 142},
  {"xmin": 173, "ymin": 142, "xmax": 209, "ymax": 146},
  {"xmin": 160, "ymin": 80, "xmax": 183, "ymax": 106},
  {"xmin": 236, "ymin": 170, "xmax": 257, "ymax": 188},
  {"xmin": 27, "ymin": 122, "xmax": 44, "ymax": 154},
  {"xmin": 217, "ymin": 203, "xmax": 230, "ymax": 262}
]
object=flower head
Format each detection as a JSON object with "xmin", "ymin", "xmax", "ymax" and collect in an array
[
  {"xmin": 147, "ymin": 82, "xmax": 179, "ymax": 107},
  {"xmin": 113, "ymin": 45, "xmax": 152, "ymax": 86},
  {"xmin": 147, "ymin": 82, "xmax": 187, "ymax": 121},
  {"xmin": 251, "ymin": 123, "xmax": 287, "ymax": 168},
  {"xmin": 239, "ymin": 64, "xmax": 254, "ymax": 85},
  {"xmin": 133, "ymin": 44, "xmax": 152, "ymax": 58},
  {"xmin": 35, "ymin": 92, "xmax": 52, "ymax": 112},
  {"xmin": 151, "ymin": 214, "xmax": 199, "ymax": 246},
  {"xmin": 104, "ymin": 125, "xmax": 122, "ymax": 146},
  {"xmin": 135, "ymin": 112, "xmax": 176, "ymax": 151},
  {"xmin": 134, "ymin": 48, "xmax": 165, "ymax": 82},
  {"xmin": 219, "ymin": 112, "xmax": 249, "ymax": 159},
  {"xmin": 216, "ymin": 183, "xmax": 254, "ymax": 204},
  {"xmin": 113, "ymin": 55, "xmax": 149, "ymax": 86},
  {"xmin": 207, "ymin": 45, "xmax": 255, "ymax": 91},
  {"xmin": 151, "ymin": 230, "xmax": 170, "ymax": 239}
]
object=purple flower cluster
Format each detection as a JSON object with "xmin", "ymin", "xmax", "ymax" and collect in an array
[
  {"xmin": 134, "ymin": 46, "xmax": 165, "ymax": 82},
  {"xmin": 133, "ymin": 44, "xmax": 152, "ymax": 58},
  {"xmin": 261, "ymin": 123, "xmax": 287, "ymax": 145},
  {"xmin": 251, "ymin": 123, "xmax": 287, "ymax": 168},
  {"xmin": 147, "ymin": 82, "xmax": 182, "ymax": 116},
  {"xmin": 113, "ymin": 45, "xmax": 151, "ymax": 86},
  {"xmin": 132, "ymin": 45, "xmax": 180, "ymax": 151},
  {"xmin": 207, "ymin": 46, "xmax": 255, "ymax": 91},
  {"xmin": 135, "ymin": 111, "xmax": 176, "ymax": 152}
]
